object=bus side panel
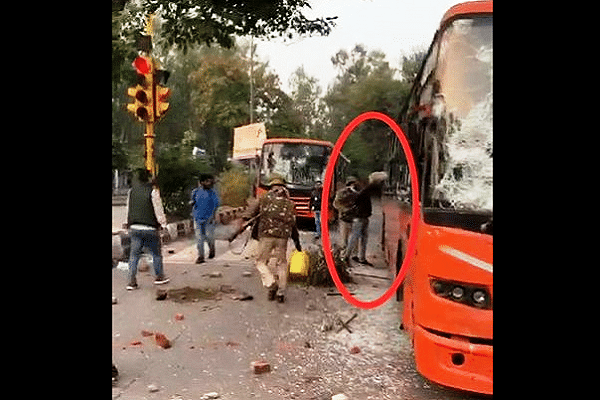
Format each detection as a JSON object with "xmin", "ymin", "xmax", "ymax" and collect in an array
[{"xmin": 381, "ymin": 199, "xmax": 412, "ymax": 269}]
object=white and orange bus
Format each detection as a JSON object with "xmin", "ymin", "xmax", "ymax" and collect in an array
[{"xmin": 382, "ymin": 1, "xmax": 492, "ymax": 394}]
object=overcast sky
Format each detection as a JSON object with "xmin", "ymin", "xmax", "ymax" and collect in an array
[{"xmin": 254, "ymin": 0, "xmax": 459, "ymax": 94}]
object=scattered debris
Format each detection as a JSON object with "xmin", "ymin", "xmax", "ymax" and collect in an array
[
  {"xmin": 148, "ymin": 383, "xmax": 160, "ymax": 392},
  {"xmin": 130, "ymin": 340, "xmax": 142, "ymax": 346},
  {"xmin": 219, "ymin": 284, "xmax": 236, "ymax": 293},
  {"xmin": 141, "ymin": 330, "xmax": 154, "ymax": 337},
  {"xmin": 306, "ymin": 245, "xmax": 353, "ymax": 286},
  {"xmin": 320, "ymin": 318, "xmax": 334, "ymax": 332},
  {"xmin": 242, "ymin": 271, "xmax": 253, "ymax": 277},
  {"xmin": 251, "ymin": 360, "xmax": 271, "ymax": 374},
  {"xmin": 232, "ymin": 292, "xmax": 254, "ymax": 301},
  {"xmin": 337, "ymin": 313, "xmax": 358, "ymax": 333},
  {"xmin": 201, "ymin": 392, "xmax": 220, "ymax": 399},
  {"xmin": 155, "ymin": 332, "xmax": 172, "ymax": 349},
  {"xmin": 332, "ymin": 394, "xmax": 349, "ymax": 400},
  {"xmin": 112, "ymin": 296, "xmax": 118, "ymax": 305},
  {"xmin": 174, "ymin": 313, "xmax": 185, "ymax": 321},
  {"xmin": 208, "ymin": 271, "xmax": 223, "ymax": 278},
  {"xmin": 349, "ymin": 346, "xmax": 361, "ymax": 354}
]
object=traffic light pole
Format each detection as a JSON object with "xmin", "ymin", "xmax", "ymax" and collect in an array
[
  {"xmin": 145, "ymin": 14, "xmax": 156, "ymax": 178},
  {"xmin": 145, "ymin": 120, "xmax": 156, "ymax": 177}
]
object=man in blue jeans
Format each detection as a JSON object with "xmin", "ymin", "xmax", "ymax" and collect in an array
[
  {"xmin": 125, "ymin": 169, "xmax": 170, "ymax": 290},
  {"xmin": 191, "ymin": 173, "xmax": 220, "ymax": 264}
]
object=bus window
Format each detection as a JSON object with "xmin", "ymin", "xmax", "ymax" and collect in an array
[
  {"xmin": 260, "ymin": 143, "xmax": 331, "ymax": 188},
  {"xmin": 426, "ymin": 16, "xmax": 492, "ymax": 214}
]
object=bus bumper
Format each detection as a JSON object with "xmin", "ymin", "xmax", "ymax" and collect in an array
[{"xmin": 414, "ymin": 324, "xmax": 493, "ymax": 395}]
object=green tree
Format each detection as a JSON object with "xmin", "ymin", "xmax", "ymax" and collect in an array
[
  {"xmin": 288, "ymin": 66, "xmax": 325, "ymax": 138},
  {"xmin": 112, "ymin": 0, "xmax": 337, "ymax": 83},
  {"xmin": 323, "ymin": 45, "xmax": 412, "ymax": 176},
  {"xmin": 400, "ymin": 50, "xmax": 426, "ymax": 84}
]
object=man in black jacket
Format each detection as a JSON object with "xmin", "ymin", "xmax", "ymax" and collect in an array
[
  {"xmin": 309, "ymin": 180, "xmax": 323, "ymax": 239},
  {"xmin": 342, "ymin": 172, "xmax": 387, "ymax": 266},
  {"xmin": 124, "ymin": 169, "xmax": 170, "ymax": 290}
]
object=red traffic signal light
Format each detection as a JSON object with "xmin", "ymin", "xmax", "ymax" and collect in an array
[
  {"xmin": 127, "ymin": 56, "xmax": 154, "ymax": 122},
  {"xmin": 132, "ymin": 56, "xmax": 151, "ymax": 75}
]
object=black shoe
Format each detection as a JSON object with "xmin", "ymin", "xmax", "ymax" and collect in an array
[
  {"xmin": 195, "ymin": 257, "xmax": 205, "ymax": 264},
  {"xmin": 208, "ymin": 250, "xmax": 215, "ymax": 259},
  {"xmin": 267, "ymin": 285, "xmax": 278, "ymax": 301},
  {"xmin": 126, "ymin": 281, "xmax": 138, "ymax": 291},
  {"xmin": 276, "ymin": 294, "xmax": 285, "ymax": 303}
]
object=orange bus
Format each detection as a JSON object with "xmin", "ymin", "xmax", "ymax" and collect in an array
[
  {"xmin": 256, "ymin": 138, "xmax": 348, "ymax": 221},
  {"xmin": 381, "ymin": 1, "xmax": 492, "ymax": 394}
]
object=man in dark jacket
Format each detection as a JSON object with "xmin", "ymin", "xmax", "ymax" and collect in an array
[
  {"xmin": 125, "ymin": 169, "xmax": 170, "ymax": 290},
  {"xmin": 342, "ymin": 172, "xmax": 387, "ymax": 266},
  {"xmin": 309, "ymin": 180, "xmax": 323, "ymax": 239},
  {"xmin": 333, "ymin": 176, "xmax": 359, "ymax": 249}
]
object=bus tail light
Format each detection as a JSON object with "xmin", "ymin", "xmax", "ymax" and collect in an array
[{"xmin": 430, "ymin": 278, "xmax": 492, "ymax": 309}]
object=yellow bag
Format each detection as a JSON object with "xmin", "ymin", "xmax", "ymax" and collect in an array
[{"xmin": 289, "ymin": 250, "xmax": 309, "ymax": 277}]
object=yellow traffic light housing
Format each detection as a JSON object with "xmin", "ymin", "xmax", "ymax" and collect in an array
[
  {"xmin": 155, "ymin": 85, "xmax": 171, "ymax": 121},
  {"xmin": 126, "ymin": 56, "xmax": 154, "ymax": 122},
  {"xmin": 126, "ymin": 85, "xmax": 153, "ymax": 122}
]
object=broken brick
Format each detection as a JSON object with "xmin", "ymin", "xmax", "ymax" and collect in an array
[
  {"xmin": 349, "ymin": 346, "xmax": 361, "ymax": 354},
  {"xmin": 174, "ymin": 313, "xmax": 185, "ymax": 321},
  {"xmin": 155, "ymin": 333, "xmax": 171, "ymax": 349},
  {"xmin": 141, "ymin": 330, "xmax": 153, "ymax": 337},
  {"xmin": 251, "ymin": 360, "xmax": 271, "ymax": 374}
]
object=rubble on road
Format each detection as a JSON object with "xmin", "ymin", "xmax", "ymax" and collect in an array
[
  {"xmin": 251, "ymin": 360, "xmax": 271, "ymax": 374},
  {"xmin": 154, "ymin": 332, "xmax": 171, "ymax": 349}
]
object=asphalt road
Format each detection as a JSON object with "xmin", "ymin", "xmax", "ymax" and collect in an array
[{"xmin": 112, "ymin": 201, "xmax": 489, "ymax": 400}]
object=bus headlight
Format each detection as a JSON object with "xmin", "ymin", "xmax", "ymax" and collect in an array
[
  {"xmin": 472, "ymin": 290, "xmax": 487, "ymax": 304},
  {"xmin": 451, "ymin": 286, "xmax": 465, "ymax": 299},
  {"xmin": 430, "ymin": 278, "xmax": 492, "ymax": 309}
]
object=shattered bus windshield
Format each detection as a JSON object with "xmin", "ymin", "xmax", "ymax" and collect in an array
[
  {"xmin": 426, "ymin": 16, "xmax": 493, "ymax": 213},
  {"xmin": 259, "ymin": 143, "xmax": 331, "ymax": 188}
]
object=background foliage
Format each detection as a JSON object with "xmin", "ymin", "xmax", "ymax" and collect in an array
[{"xmin": 112, "ymin": 1, "xmax": 425, "ymax": 216}]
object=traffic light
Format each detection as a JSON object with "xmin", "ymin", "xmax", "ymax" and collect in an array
[
  {"xmin": 155, "ymin": 85, "xmax": 171, "ymax": 120},
  {"xmin": 154, "ymin": 69, "xmax": 171, "ymax": 121},
  {"xmin": 126, "ymin": 56, "xmax": 153, "ymax": 122}
]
